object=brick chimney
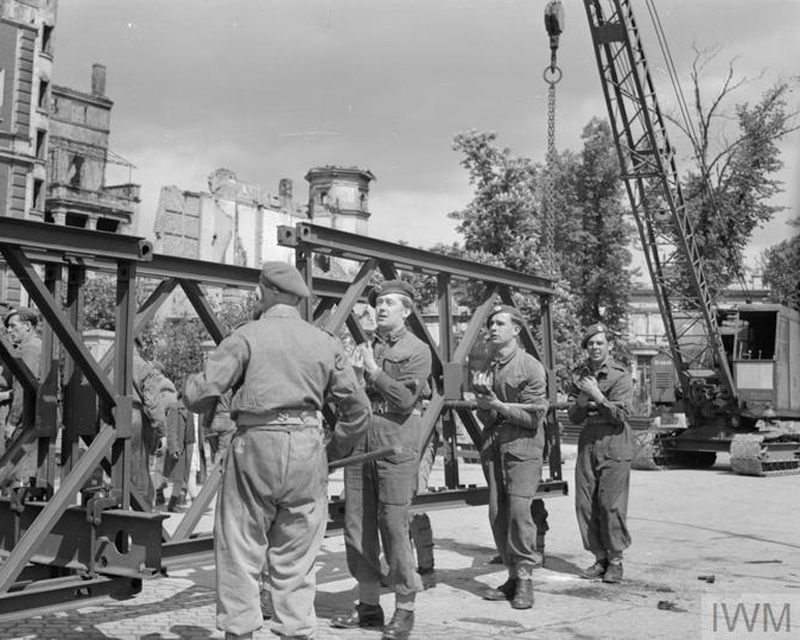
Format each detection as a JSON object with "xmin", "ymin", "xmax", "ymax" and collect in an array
[{"xmin": 91, "ymin": 63, "xmax": 106, "ymax": 97}]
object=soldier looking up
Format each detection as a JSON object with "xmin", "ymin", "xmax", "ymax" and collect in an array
[
  {"xmin": 331, "ymin": 279, "xmax": 433, "ymax": 640},
  {"xmin": 475, "ymin": 304, "xmax": 548, "ymax": 610}
]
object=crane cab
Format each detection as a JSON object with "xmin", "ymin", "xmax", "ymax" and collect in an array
[{"xmin": 719, "ymin": 304, "xmax": 800, "ymax": 418}]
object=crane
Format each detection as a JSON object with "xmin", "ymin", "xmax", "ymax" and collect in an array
[{"xmin": 581, "ymin": 0, "xmax": 800, "ymax": 475}]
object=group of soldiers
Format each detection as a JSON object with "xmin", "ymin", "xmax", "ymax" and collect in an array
[
  {"xmin": 181, "ymin": 261, "xmax": 635, "ymax": 640},
  {"xmin": 1, "ymin": 260, "xmax": 633, "ymax": 640}
]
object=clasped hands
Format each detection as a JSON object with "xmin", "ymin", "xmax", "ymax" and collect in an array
[
  {"xmin": 472, "ymin": 371, "xmax": 501, "ymax": 411},
  {"xmin": 575, "ymin": 375, "xmax": 604, "ymax": 406}
]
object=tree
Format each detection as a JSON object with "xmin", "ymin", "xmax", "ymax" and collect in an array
[
  {"xmin": 667, "ymin": 49, "xmax": 800, "ymax": 295},
  {"xmin": 762, "ymin": 222, "xmax": 800, "ymax": 311},
  {"xmin": 448, "ymin": 130, "xmax": 608, "ymax": 388},
  {"xmin": 557, "ymin": 118, "xmax": 636, "ymax": 333}
]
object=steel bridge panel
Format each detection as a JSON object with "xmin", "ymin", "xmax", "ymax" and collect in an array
[{"xmin": 0, "ymin": 501, "xmax": 166, "ymax": 578}]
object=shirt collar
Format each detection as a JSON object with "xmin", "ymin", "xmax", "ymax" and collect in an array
[
  {"xmin": 375, "ymin": 324, "xmax": 407, "ymax": 346},
  {"xmin": 261, "ymin": 304, "xmax": 302, "ymax": 320},
  {"xmin": 586, "ymin": 357, "xmax": 610, "ymax": 374},
  {"xmin": 492, "ymin": 342, "xmax": 519, "ymax": 366}
]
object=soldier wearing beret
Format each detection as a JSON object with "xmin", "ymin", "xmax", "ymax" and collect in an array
[
  {"xmin": 568, "ymin": 323, "xmax": 633, "ymax": 584},
  {"xmin": 183, "ymin": 261, "xmax": 371, "ymax": 640},
  {"xmin": 1, "ymin": 307, "xmax": 42, "ymax": 484},
  {"xmin": 475, "ymin": 304, "xmax": 548, "ymax": 610},
  {"xmin": 332, "ymin": 279, "xmax": 432, "ymax": 640}
]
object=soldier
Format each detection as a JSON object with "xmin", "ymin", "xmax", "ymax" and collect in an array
[
  {"xmin": 475, "ymin": 304, "xmax": 548, "ymax": 610},
  {"xmin": 183, "ymin": 261, "xmax": 370, "ymax": 640},
  {"xmin": 1, "ymin": 307, "xmax": 42, "ymax": 487},
  {"xmin": 331, "ymin": 280, "xmax": 432, "ymax": 640},
  {"xmin": 129, "ymin": 348, "xmax": 168, "ymax": 509},
  {"xmin": 568, "ymin": 323, "xmax": 634, "ymax": 584}
]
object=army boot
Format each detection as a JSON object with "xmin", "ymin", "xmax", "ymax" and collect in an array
[
  {"xmin": 330, "ymin": 602, "xmax": 384, "ymax": 629},
  {"xmin": 603, "ymin": 561, "xmax": 624, "ymax": 583},
  {"xmin": 581, "ymin": 559, "xmax": 608, "ymax": 579},
  {"xmin": 483, "ymin": 577, "xmax": 517, "ymax": 601},
  {"xmin": 511, "ymin": 578, "xmax": 534, "ymax": 609},
  {"xmin": 382, "ymin": 609, "xmax": 414, "ymax": 640}
]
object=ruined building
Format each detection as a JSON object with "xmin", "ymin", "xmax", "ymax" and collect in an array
[
  {"xmin": 153, "ymin": 165, "xmax": 374, "ymax": 265},
  {"xmin": 46, "ymin": 63, "xmax": 139, "ymax": 233},
  {"xmin": 0, "ymin": 0, "xmax": 55, "ymax": 304},
  {"xmin": 152, "ymin": 165, "xmax": 375, "ymax": 315},
  {"xmin": 0, "ymin": 0, "xmax": 139, "ymax": 306}
]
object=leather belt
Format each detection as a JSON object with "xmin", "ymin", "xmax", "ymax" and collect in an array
[
  {"xmin": 237, "ymin": 409, "xmax": 319, "ymax": 428},
  {"xmin": 372, "ymin": 403, "xmax": 422, "ymax": 418}
]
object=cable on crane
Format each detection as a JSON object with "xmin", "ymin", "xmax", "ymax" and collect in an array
[{"xmin": 542, "ymin": 0, "xmax": 564, "ymax": 277}]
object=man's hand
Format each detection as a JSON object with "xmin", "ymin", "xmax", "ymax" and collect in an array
[
  {"xmin": 355, "ymin": 343, "xmax": 379, "ymax": 374},
  {"xmin": 154, "ymin": 436, "xmax": 167, "ymax": 457},
  {"xmin": 576, "ymin": 375, "xmax": 604, "ymax": 403}
]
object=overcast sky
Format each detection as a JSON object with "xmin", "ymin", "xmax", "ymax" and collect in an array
[{"xmin": 52, "ymin": 1, "xmax": 800, "ymax": 275}]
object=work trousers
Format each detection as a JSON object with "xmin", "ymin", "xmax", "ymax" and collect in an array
[
  {"xmin": 216, "ymin": 425, "xmax": 327, "ymax": 637},
  {"xmin": 343, "ymin": 413, "xmax": 423, "ymax": 597},
  {"xmin": 482, "ymin": 436, "xmax": 544, "ymax": 574},
  {"xmin": 575, "ymin": 422, "xmax": 633, "ymax": 556}
]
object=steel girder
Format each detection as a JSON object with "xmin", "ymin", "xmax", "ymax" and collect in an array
[
  {"xmin": 0, "ymin": 219, "xmax": 564, "ymax": 618},
  {"xmin": 278, "ymin": 222, "xmax": 565, "ymax": 498}
]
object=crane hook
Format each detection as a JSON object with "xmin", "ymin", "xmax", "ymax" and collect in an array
[{"xmin": 543, "ymin": 0, "xmax": 564, "ymax": 83}]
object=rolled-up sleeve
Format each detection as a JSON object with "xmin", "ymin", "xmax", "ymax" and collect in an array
[{"xmin": 183, "ymin": 335, "xmax": 249, "ymax": 416}]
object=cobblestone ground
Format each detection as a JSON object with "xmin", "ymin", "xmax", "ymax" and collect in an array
[{"xmin": 1, "ymin": 448, "xmax": 798, "ymax": 639}]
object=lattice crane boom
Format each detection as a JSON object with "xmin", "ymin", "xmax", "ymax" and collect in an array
[{"xmin": 582, "ymin": 0, "xmax": 737, "ymax": 416}]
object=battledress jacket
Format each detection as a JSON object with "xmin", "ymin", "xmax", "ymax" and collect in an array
[
  {"xmin": 567, "ymin": 357, "xmax": 632, "ymax": 428},
  {"xmin": 477, "ymin": 346, "xmax": 548, "ymax": 452},
  {"xmin": 182, "ymin": 305, "xmax": 370, "ymax": 461}
]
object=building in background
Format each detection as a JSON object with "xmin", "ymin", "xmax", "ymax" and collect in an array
[
  {"xmin": 0, "ymin": 0, "xmax": 56, "ymax": 305},
  {"xmin": 46, "ymin": 63, "xmax": 139, "ymax": 233},
  {"xmin": 305, "ymin": 165, "xmax": 374, "ymax": 236},
  {"xmin": 152, "ymin": 165, "xmax": 374, "ymax": 316}
]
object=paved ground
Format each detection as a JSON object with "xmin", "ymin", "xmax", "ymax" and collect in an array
[{"xmin": 1, "ymin": 445, "xmax": 799, "ymax": 639}]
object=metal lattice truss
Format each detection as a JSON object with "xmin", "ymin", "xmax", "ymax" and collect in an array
[
  {"xmin": 0, "ymin": 217, "xmax": 566, "ymax": 617},
  {"xmin": 582, "ymin": 0, "xmax": 737, "ymax": 406}
]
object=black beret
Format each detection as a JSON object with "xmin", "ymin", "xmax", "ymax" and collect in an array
[
  {"xmin": 368, "ymin": 280, "xmax": 415, "ymax": 307},
  {"xmin": 581, "ymin": 322, "xmax": 608, "ymax": 348},
  {"xmin": 259, "ymin": 261, "xmax": 310, "ymax": 298},
  {"xmin": 4, "ymin": 306, "xmax": 39, "ymax": 328},
  {"xmin": 486, "ymin": 304, "xmax": 524, "ymax": 328}
]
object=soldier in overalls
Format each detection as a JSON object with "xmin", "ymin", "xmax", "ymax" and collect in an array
[
  {"xmin": 568, "ymin": 323, "xmax": 634, "ymax": 583},
  {"xmin": 183, "ymin": 261, "xmax": 370, "ymax": 640},
  {"xmin": 332, "ymin": 280, "xmax": 432, "ymax": 640},
  {"xmin": 475, "ymin": 305, "xmax": 548, "ymax": 610}
]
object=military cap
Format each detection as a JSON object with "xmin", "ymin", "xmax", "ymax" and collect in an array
[
  {"xmin": 486, "ymin": 304, "xmax": 524, "ymax": 328},
  {"xmin": 3, "ymin": 306, "xmax": 39, "ymax": 328},
  {"xmin": 581, "ymin": 322, "xmax": 608, "ymax": 349},
  {"xmin": 258, "ymin": 261, "xmax": 310, "ymax": 298},
  {"xmin": 368, "ymin": 280, "xmax": 415, "ymax": 307}
]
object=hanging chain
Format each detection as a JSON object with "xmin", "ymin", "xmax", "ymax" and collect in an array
[{"xmin": 542, "ymin": 1, "xmax": 563, "ymax": 278}]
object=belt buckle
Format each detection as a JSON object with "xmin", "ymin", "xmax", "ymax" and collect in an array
[{"xmin": 277, "ymin": 411, "xmax": 289, "ymax": 422}]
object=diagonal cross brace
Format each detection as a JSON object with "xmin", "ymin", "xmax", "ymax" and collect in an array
[{"xmin": 0, "ymin": 244, "xmax": 115, "ymax": 407}]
